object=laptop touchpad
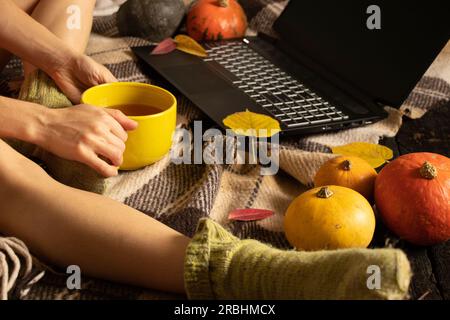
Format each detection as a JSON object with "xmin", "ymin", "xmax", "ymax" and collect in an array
[{"xmin": 160, "ymin": 64, "xmax": 232, "ymax": 95}]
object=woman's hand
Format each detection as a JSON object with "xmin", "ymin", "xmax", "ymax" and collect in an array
[
  {"xmin": 0, "ymin": 0, "xmax": 115, "ymax": 102},
  {"xmin": 35, "ymin": 104, "xmax": 138, "ymax": 177},
  {"xmin": 50, "ymin": 54, "xmax": 118, "ymax": 104}
]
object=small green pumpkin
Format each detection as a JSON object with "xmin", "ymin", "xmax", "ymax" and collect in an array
[{"xmin": 117, "ymin": 0, "xmax": 186, "ymax": 42}]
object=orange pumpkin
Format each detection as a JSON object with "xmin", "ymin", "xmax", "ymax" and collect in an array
[
  {"xmin": 187, "ymin": 0, "xmax": 248, "ymax": 41},
  {"xmin": 375, "ymin": 152, "xmax": 450, "ymax": 246},
  {"xmin": 284, "ymin": 186, "xmax": 376, "ymax": 251},
  {"xmin": 314, "ymin": 155, "xmax": 377, "ymax": 201}
]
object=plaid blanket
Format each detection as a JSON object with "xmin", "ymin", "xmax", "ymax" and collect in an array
[{"xmin": 1, "ymin": 0, "xmax": 449, "ymax": 300}]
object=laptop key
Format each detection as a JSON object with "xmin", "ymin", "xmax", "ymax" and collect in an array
[
  {"xmin": 287, "ymin": 120, "xmax": 309, "ymax": 127},
  {"xmin": 308, "ymin": 110, "xmax": 321, "ymax": 116},
  {"xmin": 261, "ymin": 92, "xmax": 282, "ymax": 104},
  {"xmin": 337, "ymin": 111, "xmax": 349, "ymax": 119},
  {"xmin": 279, "ymin": 105, "xmax": 291, "ymax": 111},
  {"xmin": 293, "ymin": 115, "xmax": 307, "ymax": 121},
  {"xmin": 310, "ymin": 118, "xmax": 332, "ymax": 124},
  {"xmin": 274, "ymin": 93, "xmax": 292, "ymax": 103}
]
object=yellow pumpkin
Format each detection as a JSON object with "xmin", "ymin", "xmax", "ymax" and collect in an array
[
  {"xmin": 314, "ymin": 155, "xmax": 377, "ymax": 201},
  {"xmin": 284, "ymin": 186, "xmax": 376, "ymax": 251}
]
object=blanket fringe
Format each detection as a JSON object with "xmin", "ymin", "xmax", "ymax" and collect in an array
[{"xmin": 0, "ymin": 237, "xmax": 45, "ymax": 300}]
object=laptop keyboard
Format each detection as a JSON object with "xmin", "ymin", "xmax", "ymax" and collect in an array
[{"xmin": 204, "ymin": 41, "xmax": 350, "ymax": 128}]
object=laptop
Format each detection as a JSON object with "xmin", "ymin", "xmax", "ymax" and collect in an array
[{"xmin": 132, "ymin": 0, "xmax": 449, "ymax": 135}]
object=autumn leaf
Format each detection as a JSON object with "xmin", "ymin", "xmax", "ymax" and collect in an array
[
  {"xmin": 150, "ymin": 38, "xmax": 177, "ymax": 55},
  {"xmin": 174, "ymin": 34, "xmax": 208, "ymax": 57},
  {"xmin": 331, "ymin": 142, "xmax": 393, "ymax": 168},
  {"xmin": 149, "ymin": 35, "xmax": 208, "ymax": 58},
  {"xmin": 228, "ymin": 208, "xmax": 274, "ymax": 221},
  {"xmin": 223, "ymin": 109, "xmax": 281, "ymax": 137}
]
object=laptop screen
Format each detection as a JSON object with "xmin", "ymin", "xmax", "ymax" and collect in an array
[{"xmin": 273, "ymin": 0, "xmax": 450, "ymax": 107}]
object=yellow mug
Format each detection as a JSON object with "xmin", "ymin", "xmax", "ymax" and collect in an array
[{"xmin": 81, "ymin": 82, "xmax": 177, "ymax": 170}]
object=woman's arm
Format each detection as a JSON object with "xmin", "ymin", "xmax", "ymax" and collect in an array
[
  {"xmin": 0, "ymin": 0, "xmax": 116, "ymax": 103},
  {"xmin": 0, "ymin": 0, "xmax": 73, "ymax": 77},
  {"xmin": 0, "ymin": 95, "xmax": 46, "ymax": 143},
  {"xmin": 0, "ymin": 96, "xmax": 137, "ymax": 177}
]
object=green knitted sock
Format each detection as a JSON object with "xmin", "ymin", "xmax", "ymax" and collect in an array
[
  {"xmin": 184, "ymin": 219, "xmax": 412, "ymax": 300},
  {"xmin": 11, "ymin": 70, "xmax": 108, "ymax": 194}
]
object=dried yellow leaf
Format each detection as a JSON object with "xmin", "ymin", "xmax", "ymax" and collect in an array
[
  {"xmin": 174, "ymin": 34, "xmax": 208, "ymax": 57},
  {"xmin": 331, "ymin": 142, "xmax": 393, "ymax": 168},
  {"xmin": 223, "ymin": 109, "xmax": 281, "ymax": 137}
]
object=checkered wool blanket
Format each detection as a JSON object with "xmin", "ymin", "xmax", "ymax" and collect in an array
[{"xmin": 1, "ymin": 0, "xmax": 449, "ymax": 300}]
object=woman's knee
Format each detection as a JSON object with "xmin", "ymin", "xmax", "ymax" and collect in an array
[
  {"xmin": 0, "ymin": 140, "xmax": 23, "ymax": 184},
  {"xmin": 0, "ymin": 139, "xmax": 48, "ymax": 190},
  {"xmin": 12, "ymin": 0, "xmax": 40, "ymax": 14}
]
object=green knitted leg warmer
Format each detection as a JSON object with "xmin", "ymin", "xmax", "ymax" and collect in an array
[
  {"xmin": 184, "ymin": 219, "xmax": 412, "ymax": 300},
  {"xmin": 6, "ymin": 70, "xmax": 72, "ymax": 157},
  {"xmin": 18, "ymin": 69, "xmax": 72, "ymax": 108},
  {"xmin": 10, "ymin": 70, "xmax": 108, "ymax": 194}
]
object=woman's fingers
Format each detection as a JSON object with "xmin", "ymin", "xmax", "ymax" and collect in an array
[
  {"xmin": 104, "ymin": 108, "xmax": 138, "ymax": 132},
  {"xmin": 77, "ymin": 144, "xmax": 118, "ymax": 177},
  {"xmin": 60, "ymin": 79, "xmax": 83, "ymax": 104},
  {"xmin": 102, "ymin": 112, "xmax": 129, "ymax": 142},
  {"xmin": 92, "ymin": 136, "xmax": 124, "ymax": 167},
  {"xmin": 99, "ymin": 67, "xmax": 118, "ymax": 84},
  {"xmin": 62, "ymin": 104, "xmax": 139, "ymax": 176},
  {"xmin": 85, "ymin": 152, "xmax": 119, "ymax": 177},
  {"xmin": 104, "ymin": 132, "xmax": 126, "ymax": 153}
]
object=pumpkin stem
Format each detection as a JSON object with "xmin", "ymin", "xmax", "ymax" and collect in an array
[
  {"xmin": 317, "ymin": 186, "xmax": 334, "ymax": 199},
  {"xmin": 419, "ymin": 161, "xmax": 438, "ymax": 180},
  {"xmin": 218, "ymin": 0, "xmax": 229, "ymax": 7},
  {"xmin": 341, "ymin": 160, "xmax": 352, "ymax": 171}
]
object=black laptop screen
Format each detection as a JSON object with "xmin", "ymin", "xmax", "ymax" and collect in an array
[{"xmin": 273, "ymin": 0, "xmax": 450, "ymax": 107}]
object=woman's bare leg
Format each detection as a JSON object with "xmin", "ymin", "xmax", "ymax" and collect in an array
[
  {"xmin": 0, "ymin": 0, "xmax": 93, "ymax": 72},
  {"xmin": 22, "ymin": 0, "xmax": 96, "ymax": 75},
  {"xmin": 0, "ymin": 0, "xmax": 40, "ymax": 71},
  {"xmin": 0, "ymin": 139, "xmax": 189, "ymax": 293}
]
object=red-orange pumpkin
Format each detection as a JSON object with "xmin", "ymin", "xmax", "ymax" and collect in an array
[
  {"xmin": 187, "ymin": 0, "xmax": 248, "ymax": 41},
  {"xmin": 375, "ymin": 152, "xmax": 450, "ymax": 246}
]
